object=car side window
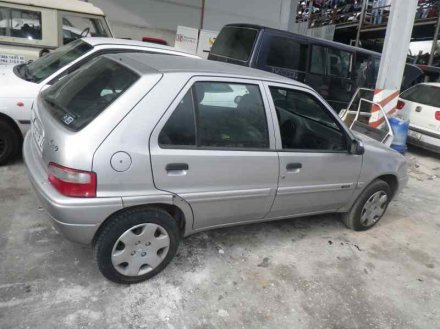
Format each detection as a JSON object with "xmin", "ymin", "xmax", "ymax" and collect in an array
[
  {"xmin": 159, "ymin": 81, "xmax": 270, "ymax": 149},
  {"xmin": 270, "ymin": 87, "xmax": 347, "ymax": 152},
  {"xmin": 193, "ymin": 82, "xmax": 269, "ymax": 149},
  {"xmin": 159, "ymin": 90, "xmax": 196, "ymax": 147}
]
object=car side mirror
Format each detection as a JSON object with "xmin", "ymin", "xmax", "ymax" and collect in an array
[{"xmin": 350, "ymin": 139, "xmax": 365, "ymax": 155}]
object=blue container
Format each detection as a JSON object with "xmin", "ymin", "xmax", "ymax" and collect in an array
[{"xmin": 389, "ymin": 116, "xmax": 409, "ymax": 154}]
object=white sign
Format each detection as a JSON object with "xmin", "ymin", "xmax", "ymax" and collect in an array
[
  {"xmin": 0, "ymin": 54, "xmax": 25, "ymax": 65},
  {"xmin": 196, "ymin": 29, "xmax": 218, "ymax": 59},
  {"xmin": 175, "ymin": 26, "xmax": 199, "ymax": 54}
]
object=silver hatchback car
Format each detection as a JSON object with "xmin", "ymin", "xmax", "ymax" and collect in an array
[{"xmin": 24, "ymin": 53, "xmax": 408, "ymax": 284}]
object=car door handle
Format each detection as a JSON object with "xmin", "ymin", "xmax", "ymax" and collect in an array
[
  {"xmin": 286, "ymin": 162, "xmax": 302, "ymax": 172},
  {"xmin": 166, "ymin": 163, "xmax": 189, "ymax": 171}
]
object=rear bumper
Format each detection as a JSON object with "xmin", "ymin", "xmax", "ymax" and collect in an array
[
  {"xmin": 407, "ymin": 126, "xmax": 440, "ymax": 153},
  {"xmin": 23, "ymin": 132, "xmax": 123, "ymax": 244}
]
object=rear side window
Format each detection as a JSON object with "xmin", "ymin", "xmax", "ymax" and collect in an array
[
  {"xmin": 210, "ymin": 27, "xmax": 258, "ymax": 62},
  {"xmin": 266, "ymin": 36, "xmax": 308, "ymax": 71},
  {"xmin": 42, "ymin": 57, "xmax": 139, "ymax": 131},
  {"xmin": 400, "ymin": 84, "xmax": 440, "ymax": 107},
  {"xmin": 159, "ymin": 81, "xmax": 269, "ymax": 149},
  {"xmin": 159, "ymin": 91, "xmax": 196, "ymax": 147}
]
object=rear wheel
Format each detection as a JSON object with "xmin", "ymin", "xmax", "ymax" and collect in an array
[
  {"xmin": 0, "ymin": 120, "xmax": 20, "ymax": 166},
  {"xmin": 342, "ymin": 179, "xmax": 391, "ymax": 231},
  {"xmin": 94, "ymin": 207, "xmax": 180, "ymax": 284}
]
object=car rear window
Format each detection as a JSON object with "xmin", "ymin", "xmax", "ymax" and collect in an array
[
  {"xmin": 210, "ymin": 26, "xmax": 258, "ymax": 62},
  {"xmin": 41, "ymin": 56, "xmax": 139, "ymax": 131},
  {"xmin": 400, "ymin": 84, "xmax": 440, "ymax": 108}
]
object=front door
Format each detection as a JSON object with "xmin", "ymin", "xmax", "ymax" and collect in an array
[
  {"xmin": 150, "ymin": 77, "xmax": 279, "ymax": 230},
  {"xmin": 264, "ymin": 83, "xmax": 362, "ymax": 218}
]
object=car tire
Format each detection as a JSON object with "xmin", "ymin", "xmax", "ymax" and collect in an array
[
  {"xmin": 0, "ymin": 120, "xmax": 20, "ymax": 166},
  {"xmin": 94, "ymin": 207, "xmax": 180, "ymax": 284},
  {"xmin": 342, "ymin": 179, "xmax": 391, "ymax": 231}
]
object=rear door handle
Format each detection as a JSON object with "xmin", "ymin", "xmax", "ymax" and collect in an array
[
  {"xmin": 286, "ymin": 162, "xmax": 302, "ymax": 172},
  {"xmin": 166, "ymin": 163, "xmax": 189, "ymax": 171}
]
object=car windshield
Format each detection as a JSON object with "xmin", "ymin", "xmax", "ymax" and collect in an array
[
  {"xmin": 13, "ymin": 40, "xmax": 93, "ymax": 83},
  {"xmin": 41, "ymin": 56, "xmax": 139, "ymax": 131},
  {"xmin": 400, "ymin": 84, "xmax": 440, "ymax": 107}
]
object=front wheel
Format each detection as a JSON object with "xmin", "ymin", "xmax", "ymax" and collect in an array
[
  {"xmin": 342, "ymin": 179, "xmax": 391, "ymax": 231},
  {"xmin": 94, "ymin": 207, "xmax": 180, "ymax": 284}
]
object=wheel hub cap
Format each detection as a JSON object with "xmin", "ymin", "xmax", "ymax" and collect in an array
[
  {"xmin": 360, "ymin": 191, "xmax": 388, "ymax": 227},
  {"xmin": 111, "ymin": 223, "xmax": 170, "ymax": 276}
]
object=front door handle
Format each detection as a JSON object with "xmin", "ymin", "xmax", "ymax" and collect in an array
[
  {"xmin": 166, "ymin": 163, "xmax": 189, "ymax": 171},
  {"xmin": 286, "ymin": 162, "xmax": 302, "ymax": 172}
]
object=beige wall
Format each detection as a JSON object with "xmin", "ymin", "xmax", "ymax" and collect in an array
[{"xmin": 89, "ymin": 0, "xmax": 297, "ymax": 45}]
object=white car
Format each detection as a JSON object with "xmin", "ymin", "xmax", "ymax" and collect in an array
[
  {"xmin": 0, "ymin": 37, "xmax": 199, "ymax": 165},
  {"xmin": 397, "ymin": 83, "xmax": 440, "ymax": 153}
]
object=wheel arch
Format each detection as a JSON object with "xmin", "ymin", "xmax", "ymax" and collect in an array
[
  {"xmin": 375, "ymin": 174, "xmax": 399, "ymax": 199},
  {"xmin": 93, "ymin": 202, "xmax": 188, "ymax": 246}
]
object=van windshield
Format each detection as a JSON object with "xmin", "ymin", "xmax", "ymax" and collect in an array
[
  {"xmin": 400, "ymin": 84, "xmax": 440, "ymax": 107},
  {"xmin": 210, "ymin": 26, "xmax": 258, "ymax": 62},
  {"xmin": 41, "ymin": 56, "xmax": 139, "ymax": 131},
  {"xmin": 13, "ymin": 39, "xmax": 92, "ymax": 83}
]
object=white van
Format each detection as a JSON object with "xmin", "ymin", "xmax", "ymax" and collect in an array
[{"xmin": 0, "ymin": 0, "xmax": 112, "ymax": 63}]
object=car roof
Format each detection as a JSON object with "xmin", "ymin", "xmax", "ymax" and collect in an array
[
  {"xmin": 106, "ymin": 52, "xmax": 311, "ymax": 87},
  {"xmin": 82, "ymin": 37, "xmax": 198, "ymax": 58},
  {"xmin": 3, "ymin": 0, "xmax": 104, "ymax": 15},
  {"xmin": 222, "ymin": 23, "xmax": 381, "ymax": 57},
  {"xmin": 422, "ymin": 82, "xmax": 440, "ymax": 88}
]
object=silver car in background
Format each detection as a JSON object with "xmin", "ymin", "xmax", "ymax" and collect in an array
[{"xmin": 24, "ymin": 54, "xmax": 408, "ymax": 284}]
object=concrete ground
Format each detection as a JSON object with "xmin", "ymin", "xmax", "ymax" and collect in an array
[{"xmin": 0, "ymin": 148, "xmax": 439, "ymax": 329}]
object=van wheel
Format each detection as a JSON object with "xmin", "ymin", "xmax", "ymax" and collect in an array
[
  {"xmin": 94, "ymin": 207, "xmax": 180, "ymax": 284},
  {"xmin": 0, "ymin": 120, "xmax": 20, "ymax": 166},
  {"xmin": 342, "ymin": 179, "xmax": 391, "ymax": 231}
]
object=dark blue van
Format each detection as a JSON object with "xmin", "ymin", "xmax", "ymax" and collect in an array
[{"xmin": 208, "ymin": 24, "xmax": 424, "ymax": 112}]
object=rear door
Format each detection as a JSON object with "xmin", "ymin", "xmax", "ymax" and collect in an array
[
  {"xmin": 149, "ymin": 77, "xmax": 279, "ymax": 230},
  {"xmin": 264, "ymin": 83, "xmax": 362, "ymax": 218}
]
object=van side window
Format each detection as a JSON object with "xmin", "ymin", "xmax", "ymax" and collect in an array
[
  {"xmin": 310, "ymin": 45, "xmax": 352, "ymax": 78},
  {"xmin": 62, "ymin": 14, "xmax": 109, "ymax": 44},
  {"xmin": 327, "ymin": 48, "xmax": 351, "ymax": 78},
  {"xmin": 266, "ymin": 37, "xmax": 308, "ymax": 71},
  {"xmin": 270, "ymin": 87, "xmax": 347, "ymax": 151},
  {"xmin": 0, "ymin": 6, "xmax": 42, "ymax": 40},
  {"xmin": 159, "ymin": 91, "xmax": 196, "ymax": 147},
  {"xmin": 310, "ymin": 45, "xmax": 326, "ymax": 75},
  {"xmin": 160, "ymin": 82, "xmax": 270, "ymax": 149}
]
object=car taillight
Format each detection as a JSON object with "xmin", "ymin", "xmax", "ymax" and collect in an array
[
  {"xmin": 435, "ymin": 111, "xmax": 440, "ymax": 121},
  {"xmin": 48, "ymin": 162, "xmax": 97, "ymax": 198},
  {"xmin": 397, "ymin": 100, "xmax": 405, "ymax": 110}
]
